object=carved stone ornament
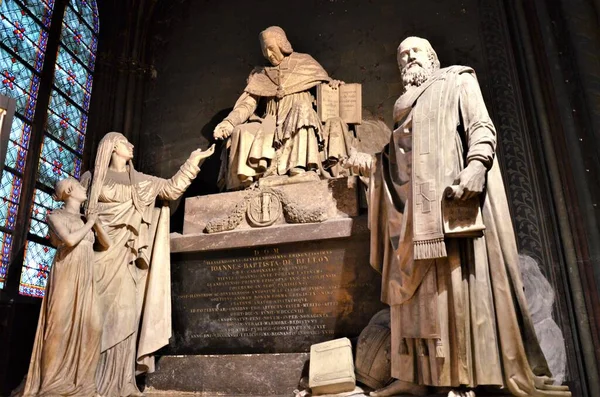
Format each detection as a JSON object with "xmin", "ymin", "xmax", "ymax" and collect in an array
[
  {"xmin": 204, "ymin": 186, "xmax": 330, "ymax": 233},
  {"xmin": 247, "ymin": 190, "xmax": 282, "ymax": 227}
]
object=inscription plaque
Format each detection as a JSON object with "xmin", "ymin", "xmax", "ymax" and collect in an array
[{"xmin": 166, "ymin": 237, "xmax": 384, "ymax": 354}]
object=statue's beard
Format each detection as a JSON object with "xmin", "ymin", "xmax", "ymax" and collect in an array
[{"xmin": 401, "ymin": 62, "xmax": 434, "ymax": 89}]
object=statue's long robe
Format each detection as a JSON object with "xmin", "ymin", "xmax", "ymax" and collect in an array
[
  {"xmin": 222, "ymin": 52, "xmax": 348, "ymax": 190},
  {"xmin": 23, "ymin": 210, "xmax": 100, "ymax": 397},
  {"xmin": 81, "ymin": 160, "xmax": 199, "ymax": 397},
  {"xmin": 370, "ymin": 66, "xmax": 569, "ymax": 395}
]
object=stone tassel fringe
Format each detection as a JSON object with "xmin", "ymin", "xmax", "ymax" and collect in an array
[{"xmin": 414, "ymin": 238, "xmax": 447, "ymax": 260}]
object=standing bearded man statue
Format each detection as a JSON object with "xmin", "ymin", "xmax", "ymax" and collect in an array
[
  {"xmin": 214, "ymin": 26, "xmax": 347, "ymax": 190},
  {"xmin": 344, "ymin": 37, "xmax": 571, "ymax": 397}
]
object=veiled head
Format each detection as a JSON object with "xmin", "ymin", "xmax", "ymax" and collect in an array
[
  {"xmin": 85, "ymin": 131, "xmax": 131, "ymax": 215},
  {"xmin": 95, "ymin": 132, "xmax": 134, "ymax": 165},
  {"xmin": 259, "ymin": 26, "xmax": 293, "ymax": 66},
  {"xmin": 397, "ymin": 36, "xmax": 440, "ymax": 90}
]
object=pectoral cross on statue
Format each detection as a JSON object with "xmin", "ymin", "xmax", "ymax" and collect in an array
[{"xmin": 416, "ymin": 181, "xmax": 435, "ymax": 214}]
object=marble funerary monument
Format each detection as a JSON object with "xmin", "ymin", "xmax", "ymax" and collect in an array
[{"xmin": 5, "ymin": 1, "xmax": 593, "ymax": 395}]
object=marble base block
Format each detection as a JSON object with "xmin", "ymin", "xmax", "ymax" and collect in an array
[
  {"xmin": 145, "ymin": 353, "xmax": 309, "ymax": 395},
  {"xmin": 182, "ymin": 177, "xmax": 359, "ymax": 235},
  {"xmin": 166, "ymin": 225, "xmax": 385, "ymax": 355}
]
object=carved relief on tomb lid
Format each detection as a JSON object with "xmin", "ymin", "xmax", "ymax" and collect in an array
[{"xmin": 247, "ymin": 190, "xmax": 282, "ymax": 227}]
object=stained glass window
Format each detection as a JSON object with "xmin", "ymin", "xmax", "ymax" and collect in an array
[
  {"xmin": 19, "ymin": 0, "xmax": 98, "ymax": 297},
  {"xmin": 54, "ymin": 47, "xmax": 92, "ymax": 109},
  {"xmin": 37, "ymin": 135, "xmax": 82, "ymax": 187},
  {"xmin": 0, "ymin": 52, "xmax": 41, "ymax": 121},
  {"xmin": 46, "ymin": 108, "xmax": 85, "ymax": 154},
  {"xmin": 0, "ymin": 171, "xmax": 21, "ymax": 230},
  {"xmin": 48, "ymin": 88, "xmax": 88, "ymax": 130},
  {"xmin": 4, "ymin": 116, "xmax": 31, "ymax": 173},
  {"xmin": 19, "ymin": 240, "xmax": 55, "ymax": 297},
  {"xmin": 0, "ymin": 232, "xmax": 13, "ymax": 289},
  {"xmin": 29, "ymin": 188, "xmax": 61, "ymax": 239},
  {"xmin": 0, "ymin": 0, "xmax": 53, "ymax": 290},
  {"xmin": 60, "ymin": 5, "xmax": 96, "ymax": 70},
  {"xmin": 72, "ymin": 0, "xmax": 98, "ymax": 34},
  {"xmin": 0, "ymin": 0, "xmax": 52, "ymax": 72},
  {"xmin": 20, "ymin": 0, "xmax": 55, "ymax": 29}
]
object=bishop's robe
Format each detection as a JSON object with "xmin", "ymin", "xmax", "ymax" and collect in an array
[
  {"xmin": 221, "ymin": 52, "xmax": 349, "ymax": 189},
  {"xmin": 369, "ymin": 66, "xmax": 570, "ymax": 396}
]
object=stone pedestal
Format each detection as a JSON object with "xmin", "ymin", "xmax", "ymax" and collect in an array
[
  {"xmin": 145, "ymin": 353, "xmax": 309, "ymax": 395},
  {"xmin": 147, "ymin": 177, "xmax": 384, "ymax": 394}
]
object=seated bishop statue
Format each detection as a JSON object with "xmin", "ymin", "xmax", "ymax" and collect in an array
[{"xmin": 213, "ymin": 26, "xmax": 352, "ymax": 190}]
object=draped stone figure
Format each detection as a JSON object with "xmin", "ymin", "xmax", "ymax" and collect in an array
[
  {"xmin": 81, "ymin": 132, "xmax": 214, "ymax": 396},
  {"xmin": 22, "ymin": 177, "xmax": 110, "ymax": 396},
  {"xmin": 344, "ymin": 37, "xmax": 571, "ymax": 397},
  {"xmin": 214, "ymin": 26, "xmax": 349, "ymax": 190}
]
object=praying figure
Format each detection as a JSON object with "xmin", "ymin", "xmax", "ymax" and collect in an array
[{"xmin": 22, "ymin": 177, "xmax": 109, "ymax": 396}]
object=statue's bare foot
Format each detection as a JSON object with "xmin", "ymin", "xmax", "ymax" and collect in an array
[
  {"xmin": 447, "ymin": 390, "xmax": 475, "ymax": 397},
  {"xmin": 370, "ymin": 380, "xmax": 428, "ymax": 396}
]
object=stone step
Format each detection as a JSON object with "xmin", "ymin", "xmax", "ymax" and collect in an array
[
  {"xmin": 143, "ymin": 354, "xmax": 513, "ymax": 397},
  {"xmin": 145, "ymin": 353, "xmax": 309, "ymax": 396}
]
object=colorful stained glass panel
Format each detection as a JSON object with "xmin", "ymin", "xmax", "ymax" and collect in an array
[
  {"xmin": 20, "ymin": 0, "xmax": 55, "ymax": 29},
  {"xmin": 10, "ymin": 0, "xmax": 100, "ymax": 297},
  {"xmin": 55, "ymin": 46, "xmax": 92, "ymax": 92},
  {"xmin": 19, "ymin": 240, "xmax": 56, "ymax": 297},
  {"xmin": 54, "ymin": 46, "xmax": 92, "ymax": 109},
  {"xmin": 29, "ymin": 219, "xmax": 48, "ymax": 239},
  {"xmin": 4, "ymin": 117, "xmax": 31, "ymax": 173},
  {"xmin": 45, "ymin": 112, "xmax": 85, "ymax": 154},
  {"xmin": 61, "ymin": 7, "xmax": 96, "ymax": 70},
  {"xmin": 0, "ymin": 170, "xmax": 21, "ymax": 230},
  {"xmin": 4, "ymin": 139, "xmax": 27, "ymax": 173},
  {"xmin": 0, "ymin": 231, "xmax": 13, "ymax": 289},
  {"xmin": 0, "ymin": 49, "xmax": 40, "ymax": 120},
  {"xmin": 48, "ymin": 88, "xmax": 87, "ymax": 132},
  {"xmin": 37, "ymin": 136, "xmax": 82, "ymax": 187},
  {"xmin": 29, "ymin": 188, "xmax": 61, "ymax": 239},
  {"xmin": 69, "ymin": 0, "xmax": 98, "ymax": 34},
  {"xmin": 0, "ymin": 0, "xmax": 50, "ymax": 71},
  {"xmin": 9, "ymin": 115, "xmax": 31, "ymax": 149}
]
